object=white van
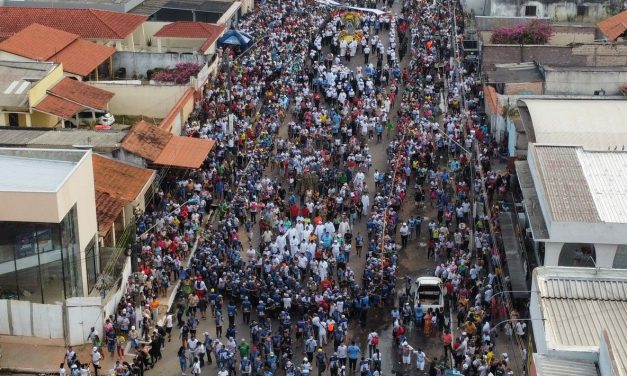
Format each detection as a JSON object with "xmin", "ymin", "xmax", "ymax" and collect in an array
[{"xmin": 414, "ymin": 276, "xmax": 444, "ymax": 311}]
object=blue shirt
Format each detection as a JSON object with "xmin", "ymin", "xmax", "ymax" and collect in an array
[{"xmin": 347, "ymin": 345, "xmax": 361, "ymax": 360}]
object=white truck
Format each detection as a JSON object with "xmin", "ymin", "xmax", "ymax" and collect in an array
[{"xmin": 414, "ymin": 276, "xmax": 444, "ymax": 311}]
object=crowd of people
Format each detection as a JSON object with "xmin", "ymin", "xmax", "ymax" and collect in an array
[{"xmin": 57, "ymin": 0, "xmax": 526, "ymax": 374}]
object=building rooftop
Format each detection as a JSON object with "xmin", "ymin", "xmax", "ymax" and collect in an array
[
  {"xmin": 0, "ymin": 23, "xmax": 78, "ymax": 61},
  {"xmin": 597, "ymin": 9, "xmax": 627, "ymax": 41},
  {"xmin": 535, "ymin": 266, "xmax": 627, "ymax": 374},
  {"xmin": 27, "ymin": 129, "xmax": 127, "ymax": 151},
  {"xmin": 531, "ymin": 144, "xmax": 627, "ymax": 224},
  {"xmin": 0, "ymin": 7, "xmax": 147, "ymax": 40},
  {"xmin": 518, "ymin": 98, "xmax": 627, "ymax": 151},
  {"xmin": 154, "ymin": 21, "xmax": 225, "ymax": 53},
  {"xmin": 54, "ymin": 39, "xmax": 116, "ymax": 77},
  {"xmin": 152, "ymin": 135, "xmax": 215, "ymax": 169},
  {"xmin": 531, "ymin": 145, "xmax": 600, "ymax": 223},
  {"xmin": 162, "ymin": 0, "xmax": 234, "ymax": 14},
  {"xmin": 121, "ymin": 120, "xmax": 173, "ymax": 161},
  {"xmin": 0, "ymin": 61, "xmax": 58, "ymax": 111},
  {"xmin": 486, "ymin": 62, "xmax": 543, "ymax": 83},
  {"xmin": 0, "ymin": 129, "xmax": 49, "ymax": 146},
  {"xmin": 532, "ymin": 354, "xmax": 598, "ymax": 376},
  {"xmin": 92, "ymin": 154, "xmax": 154, "ymax": 202},
  {"xmin": 92, "ymin": 154, "xmax": 154, "ymax": 235},
  {"xmin": 121, "ymin": 120, "xmax": 215, "ymax": 168},
  {"xmin": 0, "ymin": 148, "xmax": 89, "ymax": 192},
  {"xmin": 3, "ymin": 0, "xmax": 144, "ymax": 12}
]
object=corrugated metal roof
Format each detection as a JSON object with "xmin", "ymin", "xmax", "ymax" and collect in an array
[
  {"xmin": 542, "ymin": 278, "xmax": 627, "ymax": 300},
  {"xmin": 28, "ymin": 129, "xmax": 126, "ymax": 149},
  {"xmin": 532, "ymin": 145, "xmax": 601, "ymax": 223},
  {"xmin": 520, "ymin": 99, "xmax": 627, "ymax": 151},
  {"xmin": 536, "ymin": 268, "xmax": 627, "ymax": 376},
  {"xmin": 577, "ymin": 149, "xmax": 627, "ymax": 224},
  {"xmin": 0, "ymin": 129, "xmax": 49, "ymax": 146},
  {"xmin": 533, "ymin": 354, "xmax": 598, "ymax": 376}
]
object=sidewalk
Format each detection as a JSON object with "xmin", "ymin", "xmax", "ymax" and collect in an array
[{"xmin": 0, "ymin": 335, "xmax": 120, "ymax": 374}]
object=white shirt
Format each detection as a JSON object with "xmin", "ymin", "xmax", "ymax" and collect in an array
[
  {"xmin": 337, "ymin": 344, "xmax": 348, "ymax": 358},
  {"xmin": 91, "ymin": 351, "xmax": 101, "ymax": 365}
]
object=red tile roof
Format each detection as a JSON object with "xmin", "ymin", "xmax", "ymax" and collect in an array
[
  {"xmin": 48, "ymin": 78, "xmax": 114, "ymax": 110},
  {"xmin": 95, "ymin": 190, "xmax": 126, "ymax": 235},
  {"xmin": 154, "ymin": 21, "xmax": 225, "ymax": 53},
  {"xmin": 0, "ymin": 24, "xmax": 116, "ymax": 77},
  {"xmin": 33, "ymin": 95, "xmax": 81, "ymax": 119},
  {"xmin": 0, "ymin": 7, "xmax": 147, "ymax": 40},
  {"xmin": 122, "ymin": 120, "xmax": 215, "ymax": 168},
  {"xmin": 51, "ymin": 39, "xmax": 116, "ymax": 77},
  {"xmin": 93, "ymin": 154, "xmax": 155, "ymax": 236},
  {"xmin": 121, "ymin": 120, "xmax": 173, "ymax": 161},
  {"xmin": 92, "ymin": 154, "xmax": 155, "ymax": 202},
  {"xmin": 598, "ymin": 10, "xmax": 627, "ymax": 41},
  {"xmin": 0, "ymin": 24, "xmax": 77, "ymax": 60},
  {"xmin": 153, "ymin": 136, "xmax": 215, "ymax": 169}
]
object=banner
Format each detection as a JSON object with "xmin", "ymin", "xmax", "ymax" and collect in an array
[{"xmin": 315, "ymin": 0, "xmax": 390, "ymax": 15}]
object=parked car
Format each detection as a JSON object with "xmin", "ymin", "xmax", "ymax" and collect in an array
[
  {"xmin": 64, "ymin": 111, "xmax": 114, "ymax": 128},
  {"xmin": 98, "ymin": 112, "xmax": 115, "ymax": 127}
]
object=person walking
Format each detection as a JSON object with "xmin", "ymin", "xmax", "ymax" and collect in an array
[
  {"xmin": 347, "ymin": 341, "xmax": 361, "ymax": 374},
  {"xmin": 178, "ymin": 346, "xmax": 188, "ymax": 375},
  {"xmin": 315, "ymin": 348, "xmax": 327, "ymax": 376},
  {"xmin": 191, "ymin": 357, "xmax": 201, "ymax": 375},
  {"xmin": 399, "ymin": 222, "xmax": 410, "ymax": 248},
  {"xmin": 91, "ymin": 347, "xmax": 102, "ymax": 376}
]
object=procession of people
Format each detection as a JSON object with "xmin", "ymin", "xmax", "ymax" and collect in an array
[{"xmin": 57, "ymin": 0, "xmax": 527, "ymax": 374}]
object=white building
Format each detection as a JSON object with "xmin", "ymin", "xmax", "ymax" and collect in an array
[
  {"xmin": 0, "ymin": 148, "xmax": 105, "ymax": 345},
  {"xmin": 517, "ymin": 144, "xmax": 627, "ymax": 268},
  {"xmin": 530, "ymin": 266, "xmax": 627, "ymax": 375}
]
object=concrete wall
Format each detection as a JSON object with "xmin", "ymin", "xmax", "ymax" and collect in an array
[
  {"xmin": 101, "ymin": 257, "xmax": 132, "ymax": 323},
  {"xmin": 0, "ymin": 299, "xmax": 64, "ymax": 340},
  {"xmin": 488, "ymin": 0, "xmax": 618, "ymax": 21},
  {"xmin": 30, "ymin": 110, "xmax": 61, "ymax": 128},
  {"xmin": 112, "ymin": 51, "xmax": 210, "ymax": 79},
  {"xmin": 463, "ymin": 0, "xmax": 490, "ymax": 15},
  {"xmin": 544, "ymin": 69, "xmax": 627, "ymax": 95},
  {"xmin": 482, "ymin": 43, "xmax": 627, "ymax": 71},
  {"xmin": 504, "ymin": 81, "xmax": 544, "ymax": 95},
  {"xmin": 29, "ymin": 64, "xmax": 64, "ymax": 108},
  {"xmin": 479, "ymin": 25, "xmax": 596, "ymax": 45},
  {"xmin": 89, "ymin": 82, "xmax": 189, "ymax": 118},
  {"xmin": 159, "ymin": 87, "xmax": 195, "ymax": 135}
]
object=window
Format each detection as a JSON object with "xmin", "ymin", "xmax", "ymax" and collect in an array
[
  {"xmin": 577, "ymin": 5, "xmax": 588, "ymax": 16},
  {"xmin": 61, "ymin": 205, "xmax": 83, "ymax": 298},
  {"xmin": 525, "ymin": 5, "xmax": 537, "ymax": 16},
  {"xmin": 85, "ymin": 239, "xmax": 98, "ymax": 293}
]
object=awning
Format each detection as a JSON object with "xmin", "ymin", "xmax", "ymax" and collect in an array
[
  {"xmin": 152, "ymin": 136, "xmax": 215, "ymax": 169},
  {"xmin": 499, "ymin": 211, "xmax": 529, "ymax": 298},
  {"xmin": 33, "ymin": 95, "xmax": 81, "ymax": 118}
]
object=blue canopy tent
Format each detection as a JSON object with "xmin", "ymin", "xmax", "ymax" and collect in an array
[{"xmin": 218, "ymin": 29, "xmax": 254, "ymax": 51}]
